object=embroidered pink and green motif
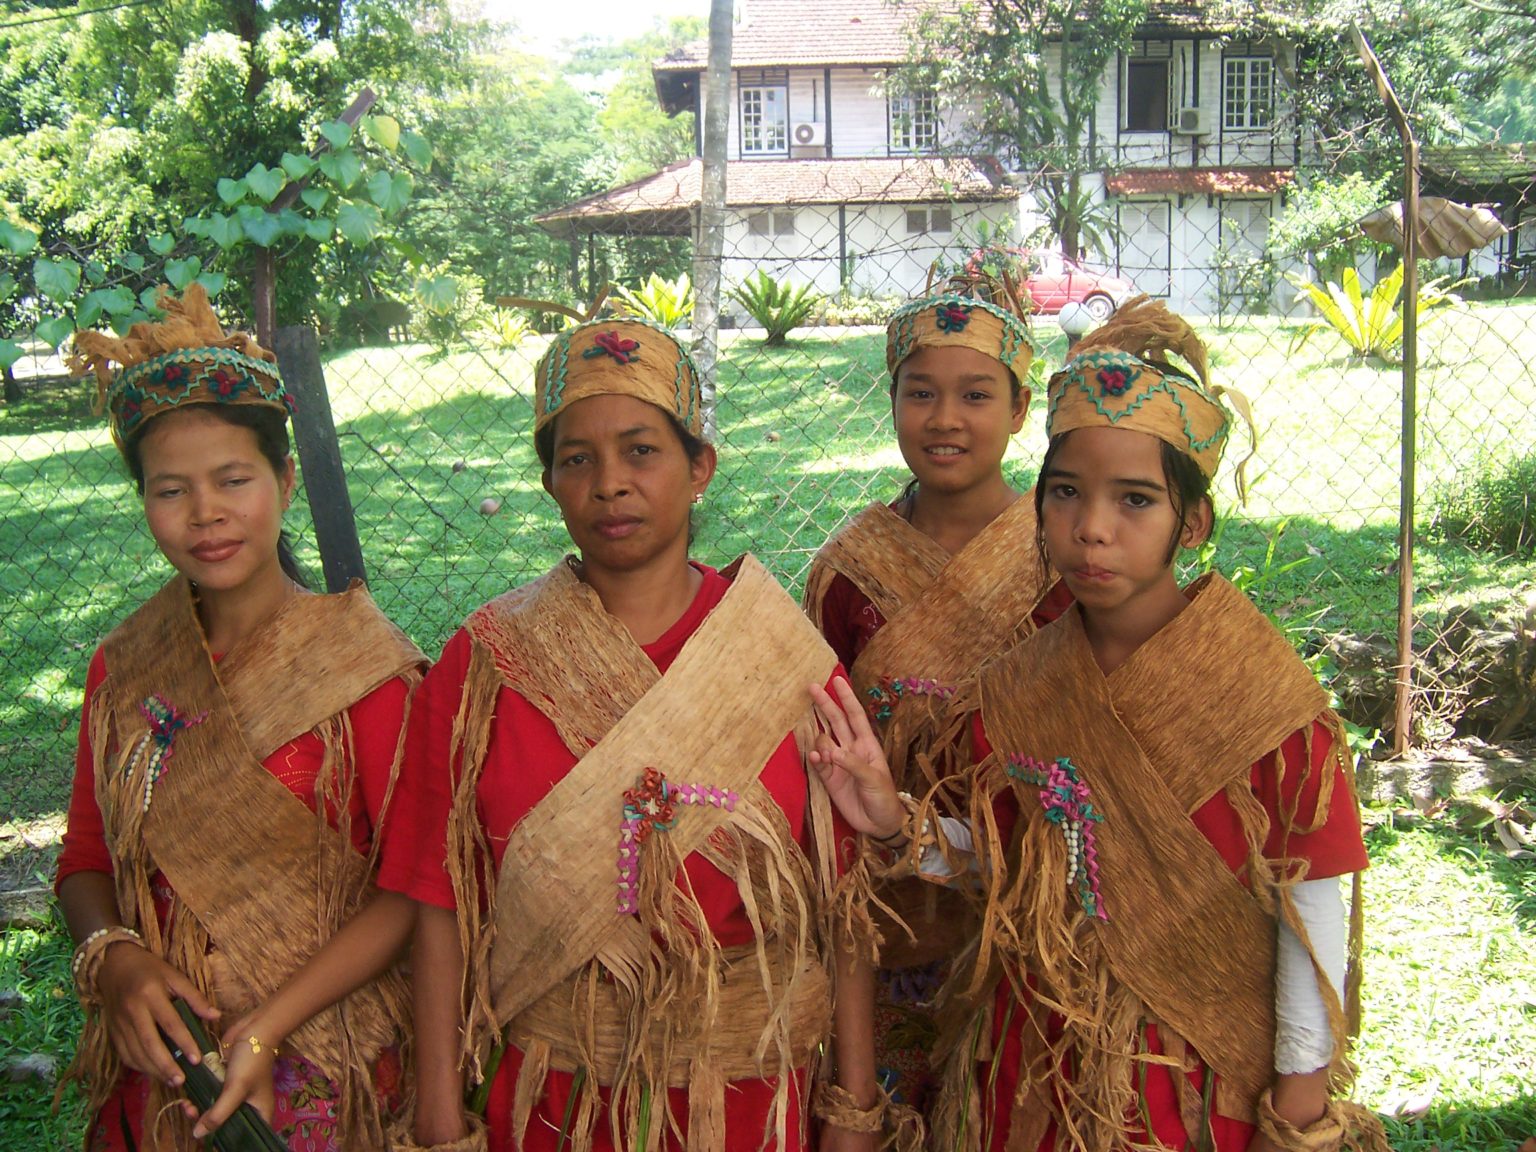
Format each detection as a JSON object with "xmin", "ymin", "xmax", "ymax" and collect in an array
[
  {"xmin": 109, "ymin": 347, "xmax": 288, "ymax": 439},
  {"xmin": 1005, "ymin": 754, "xmax": 1107, "ymax": 920},
  {"xmin": 864, "ymin": 676, "xmax": 956, "ymax": 724},
  {"xmin": 934, "ymin": 303, "xmax": 972, "ymax": 332},
  {"xmin": 582, "ymin": 329, "xmax": 642, "ymax": 365},
  {"xmin": 616, "ymin": 766, "xmax": 738, "ymax": 915},
  {"xmin": 130, "ymin": 694, "xmax": 207, "ymax": 812}
]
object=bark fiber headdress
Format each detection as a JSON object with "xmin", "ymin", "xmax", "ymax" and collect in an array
[
  {"xmin": 533, "ymin": 316, "xmax": 703, "ymax": 436},
  {"xmin": 1046, "ymin": 295, "xmax": 1255, "ymax": 490},
  {"xmin": 70, "ymin": 283, "xmax": 289, "ymax": 457},
  {"xmin": 885, "ymin": 267, "xmax": 1036, "ymax": 391}
]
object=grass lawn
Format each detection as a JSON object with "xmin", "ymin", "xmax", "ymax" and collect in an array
[{"xmin": 2, "ymin": 301, "xmax": 1535, "ymax": 1147}]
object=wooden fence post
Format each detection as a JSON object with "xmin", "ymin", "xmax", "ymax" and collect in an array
[{"xmin": 273, "ymin": 325, "xmax": 368, "ymax": 591}]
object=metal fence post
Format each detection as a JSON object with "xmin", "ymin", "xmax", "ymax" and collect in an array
[{"xmin": 273, "ymin": 324, "xmax": 368, "ymax": 591}]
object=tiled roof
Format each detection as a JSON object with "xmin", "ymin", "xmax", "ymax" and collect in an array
[
  {"xmin": 654, "ymin": 0, "xmax": 1285, "ymax": 71},
  {"xmin": 655, "ymin": 1, "xmax": 928, "ymax": 69},
  {"xmin": 1105, "ymin": 166, "xmax": 1293, "ymax": 196},
  {"xmin": 536, "ymin": 157, "xmax": 1013, "ymax": 237},
  {"xmin": 1422, "ymin": 144, "xmax": 1536, "ymax": 192}
]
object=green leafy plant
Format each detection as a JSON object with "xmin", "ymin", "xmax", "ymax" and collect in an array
[
  {"xmin": 1431, "ymin": 450, "xmax": 1536, "ymax": 555},
  {"xmin": 812, "ymin": 290, "xmax": 902, "ymax": 327},
  {"xmin": 612, "ymin": 272, "xmax": 693, "ymax": 328},
  {"xmin": 480, "ymin": 308, "xmax": 533, "ymax": 351},
  {"xmin": 1287, "ymin": 263, "xmax": 1465, "ymax": 364},
  {"xmin": 727, "ymin": 271, "xmax": 821, "ymax": 345}
]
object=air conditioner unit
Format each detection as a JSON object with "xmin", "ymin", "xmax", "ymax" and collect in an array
[
  {"xmin": 1173, "ymin": 106, "xmax": 1212, "ymax": 135},
  {"xmin": 792, "ymin": 121, "xmax": 826, "ymax": 146}
]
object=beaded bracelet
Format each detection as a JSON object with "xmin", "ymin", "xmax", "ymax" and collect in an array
[{"xmin": 71, "ymin": 926, "xmax": 145, "ymax": 1005}]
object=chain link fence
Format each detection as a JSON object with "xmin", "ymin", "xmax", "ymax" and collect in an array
[{"xmin": 3, "ymin": 153, "xmax": 1536, "ymax": 895}]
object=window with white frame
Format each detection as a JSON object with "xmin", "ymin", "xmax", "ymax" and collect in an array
[
  {"xmin": 1223, "ymin": 57, "xmax": 1273, "ymax": 130},
  {"xmin": 747, "ymin": 210, "xmax": 796, "ymax": 237},
  {"xmin": 890, "ymin": 90, "xmax": 938, "ymax": 153},
  {"xmin": 741, "ymin": 84, "xmax": 788, "ymax": 155},
  {"xmin": 905, "ymin": 207, "xmax": 952, "ymax": 235}
]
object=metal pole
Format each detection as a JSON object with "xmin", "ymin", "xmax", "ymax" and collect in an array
[{"xmin": 1352, "ymin": 27, "xmax": 1418, "ymax": 754}]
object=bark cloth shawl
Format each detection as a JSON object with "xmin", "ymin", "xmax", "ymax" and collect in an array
[
  {"xmin": 74, "ymin": 577, "xmax": 424, "ymax": 1150},
  {"xmin": 803, "ymin": 498, "xmax": 1056, "ymax": 967},
  {"xmin": 936, "ymin": 574, "xmax": 1371, "ymax": 1152},
  {"xmin": 447, "ymin": 556, "xmax": 857, "ymax": 1152}
]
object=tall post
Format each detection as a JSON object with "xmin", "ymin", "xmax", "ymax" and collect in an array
[
  {"xmin": 273, "ymin": 325, "xmax": 368, "ymax": 591},
  {"xmin": 1352, "ymin": 27, "xmax": 1419, "ymax": 754},
  {"xmin": 690, "ymin": 0, "xmax": 733, "ymax": 440}
]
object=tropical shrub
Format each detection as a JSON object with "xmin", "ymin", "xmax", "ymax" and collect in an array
[
  {"xmin": 812, "ymin": 291, "xmax": 902, "ymax": 327},
  {"xmin": 1287, "ymin": 262, "xmax": 1464, "ymax": 363},
  {"xmin": 612, "ymin": 272, "xmax": 693, "ymax": 327},
  {"xmin": 479, "ymin": 308, "xmax": 533, "ymax": 350},
  {"xmin": 1432, "ymin": 451, "xmax": 1536, "ymax": 555},
  {"xmin": 728, "ymin": 271, "xmax": 821, "ymax": 345}
]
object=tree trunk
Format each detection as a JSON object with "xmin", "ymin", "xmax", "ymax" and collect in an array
[
  {"xmin": 690, "ymin": 0, "xmax": 733, "ymax": 440},
  {"xmin": 3, "ymin": 365, "xmax": 19, "ymax": 405}
]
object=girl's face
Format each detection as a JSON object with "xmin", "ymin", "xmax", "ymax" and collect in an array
[
  {"xmin": 1040, "ymin": 426, "xmax": 1210, "ymax": 620},
  {"xmin": 542, "ymin": 393, "xmax": 715, "ymax": 580},
  {"xmin": 892, "ymin": 345, "xmax": 1026, "ymax": 499},
  {"xmin": 137, "ymin": 406, "xmax": 295, "ymax": 597}
]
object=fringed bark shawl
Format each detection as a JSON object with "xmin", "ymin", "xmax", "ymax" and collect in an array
[
  {"xmin": 445, "ymin": 557, "xmax": 855, "ymax": 1152},
  {"xmin": 940, "ymin": 574, "xmax": 1369, "ymax": 1152},
  {"xmin": 69, "ymin": 577, "xmax": 424, "ymax": 1152},
  {"xmin": 803, "ymin": 498, "xmax": 1057, "ymax": 968}
]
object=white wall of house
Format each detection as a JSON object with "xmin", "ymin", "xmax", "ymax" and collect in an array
[{"xmin": 718, "ymin": 201, "xmax": 1015, "ymax": 305}]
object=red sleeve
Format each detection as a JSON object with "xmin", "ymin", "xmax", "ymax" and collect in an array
[
  {"xmin": 1253, "ymin": 720, "xmax": 1369, "ymax": 879},
  {"xmin": 345, "ymin": 674, "xmax": 414, "ymax": 844},
  {"xmin": 376, "ymin": 631, "xmax": 471, "ymax": 908},
  {"xmin": 1030, "ymin": 579, "xmax": 1075, "ymax": 630},
  {"xmin": 816, "ymin": 572, "xmax": 885, "ymax": 671},
  {"xmin": 56, "ymin": 649, "xmax": 113, "ymax": 891}
]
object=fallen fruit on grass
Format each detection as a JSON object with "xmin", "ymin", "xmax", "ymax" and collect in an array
[
  {"xmin": 479, "ymin": 497, "xmax": 501, "ymax": 515},
  {"xmin": 452, "ymin": 460, "xmax": 467, "ymax": 473}
]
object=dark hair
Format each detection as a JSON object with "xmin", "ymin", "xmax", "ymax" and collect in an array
[
  {"xmin": 1033, "ymin": 430, "xmax": 1216, "ymax": 571},
  {"xmin": 124, "ymin": 403, "xmax": 310, "ymax": 588},
  {"xmin": 535, "ymin": 406, "xmax": 711, "ymax": 469}
]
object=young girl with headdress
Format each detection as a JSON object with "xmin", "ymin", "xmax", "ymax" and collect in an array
[
  {"xmin": 57, "ymin": 285, "xmax": 425, "ymax": 1151},
  {"xmin": 800, "ymin": 274, "xmax": 1071, "ymax": 1117},
  {"xmin": 376, "ymin": 315, "xmax": 880, "ymax": 1152},
  {"xmin": 807, "ymin": 298, "xmax": 1385, "ymax": 1152}
]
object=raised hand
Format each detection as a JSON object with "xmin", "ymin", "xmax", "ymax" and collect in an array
[
  {"xmin": 807, "ymin": 677, "xmax": 906, "ymax": 841},
  {"xmin": 95, "ymin": 942, "xmax": 219, "ymax": 1087}
]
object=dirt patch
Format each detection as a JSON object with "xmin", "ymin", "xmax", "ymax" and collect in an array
[{"xmin": 0, "ymin": 816, "xmax": 63, "ymax": 929}]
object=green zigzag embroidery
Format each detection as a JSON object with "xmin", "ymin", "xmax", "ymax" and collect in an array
[{"xmin": 1049, "ymin": 351, "xmax": 1227, "ymax": 453}]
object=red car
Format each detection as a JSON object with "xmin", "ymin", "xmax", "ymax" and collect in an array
[{"xmin": 965, "ymin": 246, "xmax": 1138, "ymax": 322}]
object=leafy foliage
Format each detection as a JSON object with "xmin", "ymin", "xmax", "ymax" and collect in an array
[
  {"xmin": 612, "ymin": 273, "xmax": 693, "ymax": 328},
  {"xmin": 1268, "ymin": 173, "xmax": 1392, "ymax": 283},
  {"xmin": 1432, "ymin": 450, "xmax": 1536, "ymax": 555},
  {"xmin": 727, "ymin": 272, "xmax": 821, "ymax": 346},
  {"xmin": 1287, "ymin": 263, "xmax": 1465, "ymax": 363},
  {"xmin": 904, "ymin": 0, "xmax": 1146, "ymax": 259}
]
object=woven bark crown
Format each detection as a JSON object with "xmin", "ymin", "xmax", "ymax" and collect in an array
[{"xmin": 534, "ymin": 316, "xmax": 703, "ymax": 435}]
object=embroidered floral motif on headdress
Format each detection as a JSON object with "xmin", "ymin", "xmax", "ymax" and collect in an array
[
  {"xmin": 934, "ymin": 303, "xmax": 972, "ymax": 332},
  {"xmin": 582, "ymin": 330, "xmax": 642, "ymax": 365}
]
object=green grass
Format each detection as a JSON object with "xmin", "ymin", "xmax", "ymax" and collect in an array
[
  {"xmin": 0, "ymin": 916, "xmax": 83, "ymax": 1148},
  {"xmin": 3, "ymin": 303, "xmax": 1536, "ymax": 1148}
]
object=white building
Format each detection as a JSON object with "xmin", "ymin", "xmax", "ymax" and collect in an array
[{"xmin": 537, "ymin": 0, "xmax": 1305, "ymax": 313}]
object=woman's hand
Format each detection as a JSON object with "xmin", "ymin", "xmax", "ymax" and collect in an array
[
  {"xmin": 808, "ymin": 678, "xmax": 905, "ymax": 841},
  {"xmin": 95, "ymin": 941, "xmax": 219, "ymax": 1087},
  {"xmin": 191, "ymin": 1011, "xmax": 280, "ymax": 1139}
]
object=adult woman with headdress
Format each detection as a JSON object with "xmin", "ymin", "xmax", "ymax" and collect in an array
[
  {"xmin": 801, "ymin": 272, "xmax": 1071, "ymax": 1118},
  {"xmin": 56, "ymin": 285, "xmax": 425, "ymax": 1151},
  {"xmin": 377, "ymin": 313, "xmax": 881, "ymax": 1152},
  {"xmin": 808, "ymin": 299, "xmax": 1385, "ymax": 1152}
]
